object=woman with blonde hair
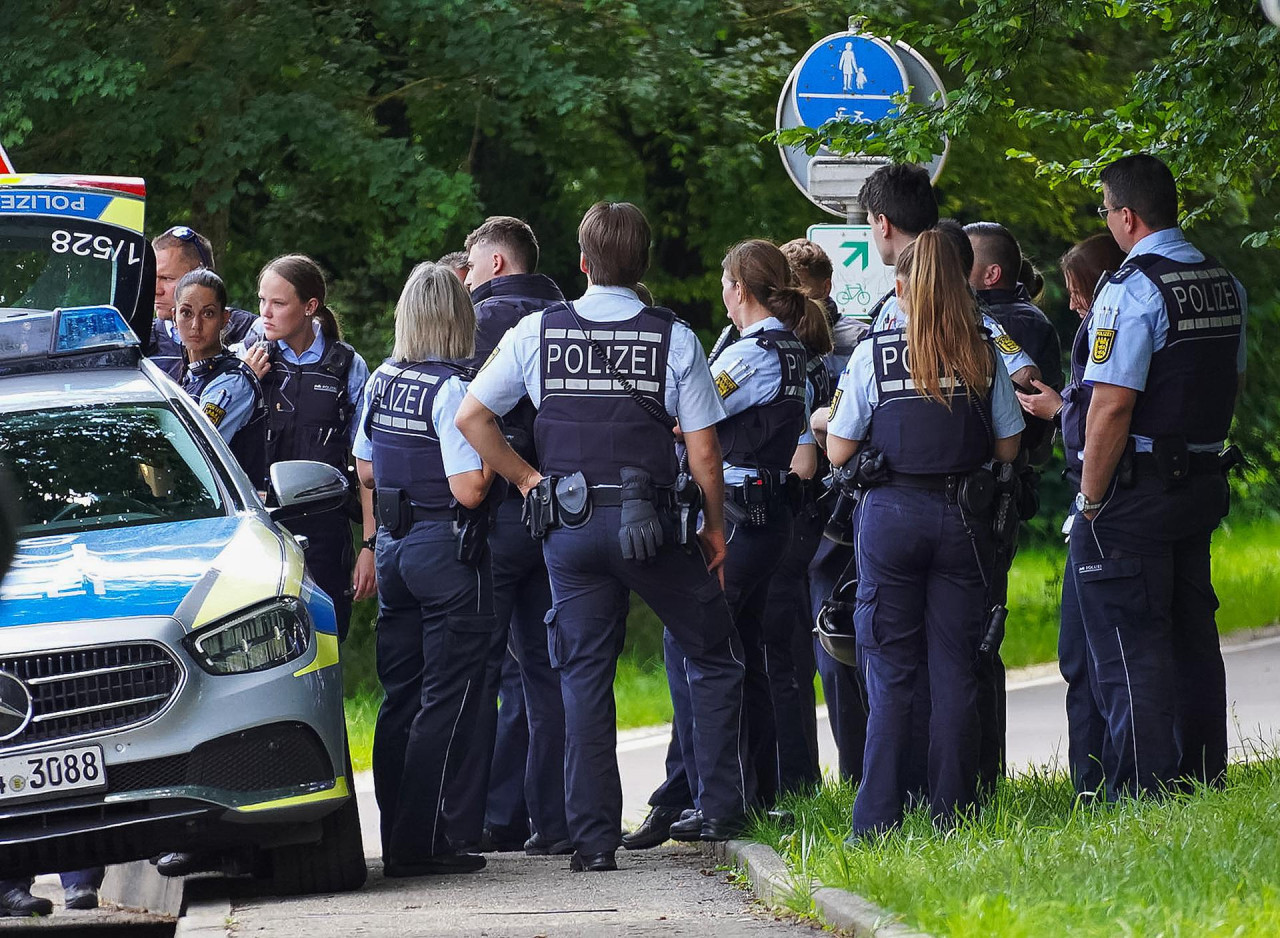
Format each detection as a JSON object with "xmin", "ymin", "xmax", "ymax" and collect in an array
[
  {"xmin": 353, "ymin": 261, "xmax": 498, "ymax": 876},
  {"xmin": 825, "ymin": 229, "xmax": 1024, "ymax": 836}
]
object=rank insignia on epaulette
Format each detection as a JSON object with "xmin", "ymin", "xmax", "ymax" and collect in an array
[
  {"xmin": 203, "ymin": 401, "xmax": 227, "ymax": 426},
  {"xmin": 714, "ymin": 371, "xmax": 739, "ymax": 398},
  {"xmin": 994, "ymin": 335, "xmax": 1022, "ymax": 355},
  {"xmin": 1091, "ymin": 328, "xmax": 1117, "ymax": 364},
  {"xmin": 828, "ymin": 388, "xmax": 843, "ymax": 419}
]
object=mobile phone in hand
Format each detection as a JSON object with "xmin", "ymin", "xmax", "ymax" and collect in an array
[{"xmin": 1013, "ymin": 379, "xmax": 1039, "ymax": 395}]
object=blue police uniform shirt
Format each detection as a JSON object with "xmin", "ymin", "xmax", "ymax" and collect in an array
[
  {"xmin": 196, "ymin": 369, "xmax": 258, "ymax": 444},
  {"xmin": 233, "ymin": 320, "xmax": 370, "ymax": 447},
  {"xmin": 352, "ymin": 364, "xmax": 483, "ymax": 476},
  {"xmin": 468, "ymin": 284, "xmax": 727, "ymax": 433},
  {"xmin": 872, "ymin": 293, "xmax": 1037, "ymax": 378},
  {"xmin": 1083, "ymin": 227, "xmax": 1248, "ymax": 453},
  {"xmin": 712, "ymin": 315, "xmax": 808, "ymax": 485},
  {"xmin": 828, "ymin": 335, "xmax": 1025, "ymax": 443}
]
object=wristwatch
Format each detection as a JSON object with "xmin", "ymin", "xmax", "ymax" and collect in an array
[
  {"xmin": 1074, "ymin": 492, "xmax": 1104, "ymax": 514},
  {"xmin": 361, "ymin": 533, "xmax": 377, "ymax": 551}
]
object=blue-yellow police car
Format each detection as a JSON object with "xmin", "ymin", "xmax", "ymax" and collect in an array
[{"xmin": 0, "ymin": 173, "xmax": 365, "ymax": 894}]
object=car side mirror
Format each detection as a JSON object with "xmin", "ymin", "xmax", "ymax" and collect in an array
[{"xmin": 268, "ymin": 461, "xmax": 349, "ymax": 525}]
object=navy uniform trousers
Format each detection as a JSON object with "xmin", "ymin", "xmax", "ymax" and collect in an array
[
  {"xmin": 543, "ymin": 506, "xmax": 747, "ymax": 854},
  {"xmin": 808, "ymin": 536, "xmax": 869, "ymax": 783},
  {"xmin": 852, "ymin": 486, "xmax": 991, "ymax": 835},
  {"xmin": 371, "ymin": 520, "xmax": 495, "ymax": 864},
  {"xmin": 447, "ymin": 499, "xmax": 567, "ymax": 847},
  {"xmin": 1069, "ymin": 470, "xmax": 1229, "ymax": 799},
  {"xmin": 762, "ymin": 507, "xmax": 824, "ymax": 792},
  {"xmin": 651, "ymin": 511, "xmax": 789, "ymax": 812},
  {"xmin": 1059, "ymin": 535, "xmax": 1109, "ymax": 794},
  {"xmin": 484, "ymin": 650, "xmax": 531, "ymax": 841},
  {"xmin": 0, "ymin": 869, "xmax": 103, "ymax": 894}
]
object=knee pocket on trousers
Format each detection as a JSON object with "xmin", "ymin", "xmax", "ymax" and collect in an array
[
  {"xmin": 446, "ymin": 611, "xmax": 496, "ymax": 659},
  {"xmin": 853, "ymin": 582, "xmax": 881, "ymax": 653},
  {"xmin": 543, "ymin": 607, "xmax": 564, "ymax": 670}
]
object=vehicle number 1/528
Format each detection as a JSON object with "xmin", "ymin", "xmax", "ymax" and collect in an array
[{"xmin": 0, "ymin": 745, "xmax": 107, "ymax": 803}]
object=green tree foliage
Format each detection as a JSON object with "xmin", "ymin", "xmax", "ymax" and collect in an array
[{"xmin": 2, "ymin": 0, "xmax": 1278, "ymax": 505}]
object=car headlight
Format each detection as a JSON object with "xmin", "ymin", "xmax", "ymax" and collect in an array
[{"xmin": 184, "ymin": 598, "xmax": 311, "ymax": 675}]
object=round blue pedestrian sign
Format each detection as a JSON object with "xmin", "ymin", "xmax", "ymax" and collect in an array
[{"xmin": 792, "ymin": 33, "xmax": 909, "ymax": 129}]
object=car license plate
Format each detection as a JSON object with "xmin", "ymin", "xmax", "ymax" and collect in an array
[{"xmin": 0, "ymin": 745, "xmax": 107, "ymax": 803}]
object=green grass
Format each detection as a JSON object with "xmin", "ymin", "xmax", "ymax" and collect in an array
[
  {"xmin": 343, "ymin": 520, "xmax": 1280, "ymax": 773},
  {"xmin": 749, "ymin": 753, "xmax": 1280, "ymax": 937}
]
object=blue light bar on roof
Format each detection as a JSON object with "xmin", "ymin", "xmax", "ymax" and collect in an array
[{"xmin": 52, "ymin": 305, "xmax": 137, "ymax": 354}]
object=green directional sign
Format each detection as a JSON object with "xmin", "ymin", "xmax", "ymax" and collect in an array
[{"xmin": 841, "ymin": 240, "xmax": 870, "ymax": 270}]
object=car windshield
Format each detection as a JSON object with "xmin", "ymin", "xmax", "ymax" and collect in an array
[
  {"xmin": 0, "ymin": 216, "xmax": 146, "ymax": 313},
  {"xmin": 0, "ymin": 403, "xmax": 226, "ymax": 535}
]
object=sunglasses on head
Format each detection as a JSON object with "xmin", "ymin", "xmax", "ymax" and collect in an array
[{"xmin": 163, "ymin": 225, "xmax": 213, "ymax": 269}]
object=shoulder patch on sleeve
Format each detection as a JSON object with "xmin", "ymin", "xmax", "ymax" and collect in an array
[
  {"xmin": 828, "ymin": 388, "xmax": 844, "ymax": 419},
  {"xmin": 1091, "ymin": 328, "xmax": 1117, "ymax": 364},
  {"xmin": 202, "ymin": 401, "xmax": 227, "ymax": 427},
  {"xmin": 714, "ymin": 370, "xmax": 740, "ymax": 398},
  {"xmin": 994, "ymin": 334, "xmax": 1022, "ymax": 355}
]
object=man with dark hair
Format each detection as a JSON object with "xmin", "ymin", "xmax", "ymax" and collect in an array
[
  {"xmin": 465, "ymin": 216, "xmax": 540, "ymax": 287},
  {"xmin": 446, "ymin": 215, "xmax": 571, "ymax": 859},
  {"xmin": 859, "ymin": 162, "xmax": 939, "ymax": 246},
  {"xmin": 1069, "ymin": 152, "xmax": 1246, "ymax": 799},
  {"xmin": 456, "ymin": 201, "xmax": 748, "ymax": 872},
  {"xmin": 149, "ymin": 225, "xmax": 258, "ymax": 380}
]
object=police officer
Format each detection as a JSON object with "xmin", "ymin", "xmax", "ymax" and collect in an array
[
  {"xmin": 173, "ymin": 269, "xmax": 267, "ymax": 482},
  {"xmin": 246, "ymin": 254, "xmax": 374, "ymax": 641},
  {"xmin": 457, "ymin": 201, "xmax": 748, "ymax": 872},
  {"xmin": 1068, "ymin": 154, "xmax": 1245, "ymax": 798},
  {"xmin": 150, "ymin": 226, "xmax": 257, "ymax": 380},
  {"xmin": 354, "ymin": 261, "xmax": 497, "ymax": 876},
  {"xmin": 446, "ymin": 216, "xmax": 570, "ymax": 856},
  {"xmin": 1017, "ymin": 232, "xmax": 1127, "ymax": 794},
  {"xmin": 827, "ymin": 229, "xmax": 1024, "ymax": 835},
  {"xmin": 638, "ymin": 240, "xmax": 809, "ymax": 840}
]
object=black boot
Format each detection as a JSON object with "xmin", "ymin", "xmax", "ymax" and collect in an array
[
  {"xmin": 621, "ymin": 805, "xmax": 687, "ymax": 850},
  {"xmin": 0, "ymin": 884, "xmax": 53, "ymax": 917}
]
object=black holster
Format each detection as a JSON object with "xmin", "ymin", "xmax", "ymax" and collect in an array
[
  {"xmin": 674, "ymin": 473, "xmax": 703, "ymax": 549},
  {"xmin": 523, "ymin": 477, "xmax": 559, "ymax": 540},
  {"xmin": 376, "ymin": 488, "xmax": 412, "ymax": 539}
]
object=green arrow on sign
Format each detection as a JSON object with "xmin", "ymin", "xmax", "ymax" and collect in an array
[{"xmin": 841, "ymin": 240, "xmax": 870, "ymax": 270}]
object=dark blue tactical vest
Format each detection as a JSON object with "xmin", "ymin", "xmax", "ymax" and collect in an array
[
  {"xmin": 806, "ymin": 349, "xmax": 833, "ymax": 411},
  {"xmin": 1120, "ymin": 253, "xmax": 1242, "ymax": 444},
  {"xmin": 1059, "ymin": 313, "xmax": 1093, "ymax": 477},
  {"xmin": 182, "ymin": 351, "xmax": 267, "ymax": 485},
  {"xmin": 366, "ymin": 360, "xmax": 466, "ymax": 510},
  {"xmin": 866, "ymin": 328, "xmax": 994, "ymax": 474},
  {"xmin": 717, "ymin": 329, "xmax": 808, "ymax": 472},
  {"xmin": 261, "ymin": 339, "xmax": 357, "ymax": 479},
  {"xmin": 534, "ymin": 302, "xmax": 677, "ymax": 486}
]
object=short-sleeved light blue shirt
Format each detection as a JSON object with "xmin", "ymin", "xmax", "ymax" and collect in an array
[
  {"xmin": 467, "ymin": 285, "xmax": 727, "ymax": 433},
  {"xmin": 232, "ymin": 320, "xmax": 370, "ymax": 447},
  {"xmin": 195, "ymin": 370, "xmax": 257, "ymax": 444},
  {"xmin": 710, "ymin": 316, "xmax": 807, "ymax": 484},
  {"xmin": 1083, "ymin": 228, "xmax": 1248, "ymax": 453},
  {"xmin": 352, "ymin": 363, "xmax": 483, "ymax": 477},
  {"xmin": 828, "ymin": 334, "xmax": 1025, "ymax": 446}
]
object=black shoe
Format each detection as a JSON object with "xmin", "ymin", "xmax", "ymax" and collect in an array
[
  {"xmin": 623, "ymin": 805, "xmax": 688, "ymax": 849},
  {"xmin": 384, "ymin": 852, "xmax": 486, "ymax": 877},
  {"xmin": 0, "ymin": 885, "xmax": 53, "ymax": 917},
  {"xmin": 699, "ymin": 815, "xmax": 748, "ymax": 842},
  {"xmin": 569, "ymin": 850, "xmax": 617, "ymax": 872},
  {"xmin": 668, "ymin": 809, "xmax": 706, "ymax": 842},
  {"xmin": 63, "ymin": 884, "xmax": 99, "ymax": 911},
  {"xmin": 156, "ymin": 852, "xmax": 214, "ymax": 877},
  {"xmin": 524, "ymin": 832, "xmax": 575, "ymax": 856},
  {"xmin": 484, "ymin": 826, "xmax": 529, "ymax": 852}
]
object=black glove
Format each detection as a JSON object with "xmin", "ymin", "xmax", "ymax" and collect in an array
[{"xmin": 618, "ymin": 466, "xmax": 663, "ymax": 563}]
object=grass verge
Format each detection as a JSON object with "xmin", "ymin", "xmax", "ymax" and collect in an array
[{"xmin": 751, "ymin": 752, "xmax": 1280, "ymax": 936}]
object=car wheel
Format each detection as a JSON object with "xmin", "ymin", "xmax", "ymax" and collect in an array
[{"xmin": 264, "ymin": 756, "xmax": 367, "ymax": 895}]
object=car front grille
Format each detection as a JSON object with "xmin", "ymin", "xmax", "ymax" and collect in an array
[{"xmin": 0, "ymin": 642, "xmax": 183, "ymax": 748}]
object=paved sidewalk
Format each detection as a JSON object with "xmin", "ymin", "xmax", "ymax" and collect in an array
[{"xmin": 226, "ymin": 847, "xmax": 820, "ymax": 938}]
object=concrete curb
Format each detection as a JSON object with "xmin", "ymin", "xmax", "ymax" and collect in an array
[
  {"xmin": 173, "ymin": 890, "xmax": 233, "ymax": 937},
  {"xmin": 703, "ymin": 839, "xmax": 932, "ymax": 938},
  {"xmin": 100, "ymin": 860, "xmax": 184, "ymax": 918}
]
